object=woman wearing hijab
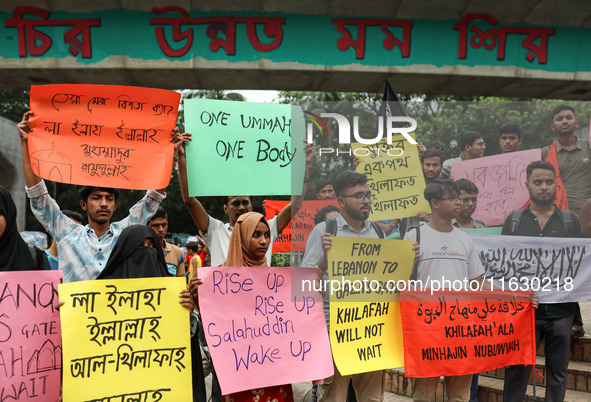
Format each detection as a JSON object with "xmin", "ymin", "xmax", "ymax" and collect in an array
[
  {"xmin": 0, "ymin": 185, "xmax": 47, "ymax": 271},
  {"xmin": 97, "ymin": 224, "xmax": 205, "ymax": 402},
  {"xmin": 195, "ymin": 211, "xmax": 294, "ymax": 402},
  {"xmin": 97, "ymin": 224, "xmax": 170, "ymax": 279}
]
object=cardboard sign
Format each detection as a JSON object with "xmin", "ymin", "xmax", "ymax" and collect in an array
[
  {"xmin": 29, "ymin": 84, "xmax": 180, "ymax": 189},
  {"xmin": 473, "ymin": 234, "xmax": 591, "ymax": 303},
  {"xmin": 450, "ymin": 149, "xmax": 542, "ymax": 226},
  {"xmin": 58, "ymin": 277, "xmax": 191, "ymax": 401},
  {"xmin": 265, "ymin": 199, "xmax": 341, "ymax": 253},
  {"xmin": 0, "ymin": 271, "xmax": 63, "ymax": 402},
  {"xmin": 353, "ymin": 134, "xmax": 431, "ymax": 220},
  {"xmin": 401, "ymin": 290, "xmax": 536, "ymax": 377},
  {"xmin": 327, "ymin": 237, "xmax": 414, "ymax": 375},
  {"xmin": 184, "ymin": 100, "xmax": 306, "ymax": 196},
  {"xmin": 198, "ymin": 266, "xmax": 333, "ymax": 395}
]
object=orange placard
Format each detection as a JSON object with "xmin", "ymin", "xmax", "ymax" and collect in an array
[
  {"xmin": 29, "ymin": 84, "xmax": 180, "ymax": 190},
  {"xmin": 400, "ymin": 289, "xmax": 536, "ymax": 378},
  {"xmin": 264, "ymin": 199, "xmax": 341, "ymax": 253}
]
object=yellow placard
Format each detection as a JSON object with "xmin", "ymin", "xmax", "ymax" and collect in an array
[
  {"xmin": 352, "ymin": 133, "xmax": 431, "ymax": 220},
  {"xmin": 327, "ymin": 237, "xmax": 414, "ymax": 375},
  {"xmin": 59, "ymin": 277, "xmax": 191, "ymax": 401}
]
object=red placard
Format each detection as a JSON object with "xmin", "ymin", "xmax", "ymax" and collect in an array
[
  {"xmin": 29, "ymin": 84, "xmax": 180, "ymax": 190},
  {"xmin": 400, "ymin": 289, "xmax": 536, "ymax": 378},
  {"xmin": 265, "ymin": 199, "xmax": 340, "ymax": 253}
]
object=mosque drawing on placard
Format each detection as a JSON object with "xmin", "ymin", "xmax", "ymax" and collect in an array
[
  {"xmin": 27, "ymin": 339, "xmax": 62, "ymax": 374},
  {"xmin": 30, "ymin": 142, "xmax": 73, "ymax": 183}
]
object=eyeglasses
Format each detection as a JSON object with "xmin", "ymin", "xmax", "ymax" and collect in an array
[
  {"xmin": 342, "ymin": 193, "xmax": 375, "ymax": 202},
  {"xmin": 460, "ymin": 197, "xmax": 478, "ymax": 204},
  {"xmin": 439, "ymin": 197, "xmax": 461, "ymax": 203}
]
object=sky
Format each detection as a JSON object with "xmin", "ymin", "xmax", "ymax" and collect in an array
[{"xmin": 234, "ymin": 90, "xmax": 279, "ymax": 103}]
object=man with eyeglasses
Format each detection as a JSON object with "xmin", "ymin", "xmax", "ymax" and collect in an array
[
  {"xmin": 302, "ymin": 171, "xmax": 418, "ymax": 402},
  {"xmin": 404, "ymin": 179, "xmax": 487, "ymax": 401},
  {"xmin": 452, "ymin": 179, "xmax": 486, "ymax": 229}
]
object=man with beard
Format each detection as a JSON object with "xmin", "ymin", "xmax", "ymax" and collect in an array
[
  {"xmin": 502, "ymin": 161, "xmax": 581, "ymax": 402},
  {"xmin": 453, "ymin": 179, "xmax": 486, "ymax": 229},
  {"xmin": 17, "ymin": 111, "xmax": 177, "ymax": 282},
  {"xmin": 301, "ymin": 171, "xmax": 418, "ymax": 402},
  {"xmin": 542, "ymin": 104, "xmax": 591, "ymax": 216}
]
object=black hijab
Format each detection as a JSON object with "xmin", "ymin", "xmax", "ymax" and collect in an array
[
  {"xmin": 0, "ymin": 186, "xmax": 37, "ymax": 271},
  {"xmin": 97, "ymin": 225, "xmax": 170, "ymax": 279}
]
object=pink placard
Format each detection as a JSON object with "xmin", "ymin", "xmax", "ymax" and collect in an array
[
  {"xmin": 450, "ymin": 149, "xmax": 542, "ymax": 226},
  {"xmin": 0, "ymin": 270, "xmax": 63, "ymax": 401},
  {"xmin": 198, "ymin": 266, "xmax": 333, "ymax": 395}
]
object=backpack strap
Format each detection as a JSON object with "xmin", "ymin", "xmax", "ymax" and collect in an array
[
  {"xmin": 370, "ymin": 222, "xmax": 385, "ymax": 239},
  {"xmin": 325, "ymin": 218, "xmax": 338, "ymax": 236},
  {"xmin": 509, "ymin": 209, "xmax": 526, "ymax": 235},
  {"xmin": 555, "ymin": 208, "xmax": 577, "ymax": 236},
  {"xmin": 408, "ymin": 226, "xmax": 420, "ymax": 281}
]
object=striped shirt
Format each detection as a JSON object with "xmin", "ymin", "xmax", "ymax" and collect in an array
[{"xmin": 27, "ymin": 180, "xmax": 164, "ymax": 282}]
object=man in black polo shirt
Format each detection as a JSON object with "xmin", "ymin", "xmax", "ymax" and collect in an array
[{"xmin": 502, "ymin": 160, "xmax": 581, "ymax": 402}]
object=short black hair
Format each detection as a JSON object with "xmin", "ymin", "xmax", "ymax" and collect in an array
[
  {"xmin": 499, "ymin": 122, "xmax": 522, "ymax": 139},
  {"xmin": 315, "ymin": 179, "xmax": 333, "ymax": 194},
  {"xmin": 421, "ymin": 148, "xmax": 444, "ymax": 164},
  {"xmin": 333, "ymin": 171, "xmax": 368, "ymax": 197},
  {"xmin": 186, "ymin": 241, "xmax": 199, "ymax": 253},
  {"xmin": 149, "ymin": 206, "xmax": 168, "ymax": 222},
  {"xmin": 62, "ymin": 209, "xmax": 83, "ymax": 223},
  {"xmin": 455, "ymin": 178, "xmax": 479, "ymax": 194},
  {"xmin": 424, "ymin": 179, "xmax": 457, "ymax": 205},
  {"xmin": 459, "ymin": 131, "xmax": 482, "ymax": 151},
  {"xmin": 78, "ymin": 186, "xmax": 120, "ymax": 202},
  {"xmin": 314, "ymin": 205, "xmax": 341, "ymax": 225},
  {"xmin": 552, "ymin": 104, "xmax": 576, "ymax": 119},
  {"xmin": 526, "ymin": 160, "xmax": 556, "ymax": 180}
]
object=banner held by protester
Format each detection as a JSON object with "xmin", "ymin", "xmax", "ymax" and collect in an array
[
  {"xmin": 29, "ymin": 84, "xmax": 180, "ymax": 190},
  {"xmin": 59, "ymin": 277, "xmax": 191, "ymax": 401}
]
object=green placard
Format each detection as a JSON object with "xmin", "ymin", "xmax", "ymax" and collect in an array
[
  {"xmin": 184, "ymin": 99, "xmax": 305, "ymax": 196},
  {"xmin": 460, "ymin": 227, "xmax": 503, "ymax": 235}
]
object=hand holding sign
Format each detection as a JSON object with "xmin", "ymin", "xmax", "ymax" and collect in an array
[{"xmin": 28, "ymin": 84, "xmax": 180, "ymax": 190}]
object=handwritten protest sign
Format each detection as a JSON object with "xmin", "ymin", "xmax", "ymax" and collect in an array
[
  {"xmin": 473, "ymin": 234, "xmax": 591, "ymax": 303},
  {"xmin": 59, "ymin": 277, "xmax": 191, "ymax": 401},
  {"xmin": 352, "ymin": 134, "xmax": 430, "ymax": 220},
  {"xmin": 327, "ymin": 238, "xmax": 414, "ymax": 375},
  {"xmin": 198, "ymin": 266, "xmax": 333, "ymax": 395},
  {"xmin": 29, "ymin": 84, "xmax": 180, "ymax": 189},
  {"xmin": 0, "ymin": 271, "xmax": 62, "ymax": 402},
  {"xmin": 185, "ymin": 100, "xmax": 306, "ymax": 196},
  {"xmin": 265, "ymin": 199, "xmax": 340, "ymax": 253},
  {"xmin": 450, "ymin": 149, "xmax": 541, "ymax": 226},
  {"xmin": 400, "ymin": 290, "xmax": 535, "ymax": 377}
]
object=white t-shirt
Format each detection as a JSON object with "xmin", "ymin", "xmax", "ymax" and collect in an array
[
  {"xmin": 201, "ymin": 215, "xmax": 279, "ymax": 267},
  {"xmin": 403, "ymin": 224, "xmax": 484, "ymax": 286}
]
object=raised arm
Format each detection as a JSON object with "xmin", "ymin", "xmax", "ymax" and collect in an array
[
  {"xmin": 177, "ymin": 134, "xmax": 210, "ymax": 234},
  {"xmin": 17, "ymin": 111, "xmax": 42, "ymax": 188},
  {"xmin": 275, "ymin": 143, "xmax": 314, "ymax": 233}
]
